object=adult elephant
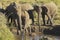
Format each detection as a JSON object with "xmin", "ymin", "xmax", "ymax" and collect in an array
[
  {"xmin": 41, "ymin": 2, "xmax": 57, "ymax": 26},
  {"xmin": 27, "ymin": 4, "xmax": 42, "ymax": 32},
  {"xmin": 27, "ymin": 4, "xmax": 42, "ymax": 26},
  {"xmin": 16, "ymin": 3, "xmax": 33, "ymax": 34},
  {"xmin": 0, "ymin": 2, "xmax": 21, "ymax": 35},
  {"xmin": 5, "ymin": 2, "xmax": 21, "ymax": 35}
]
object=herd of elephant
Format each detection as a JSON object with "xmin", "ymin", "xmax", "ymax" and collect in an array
[{"xmin": 0, "ymin": 1, "xmax": 57, "ymax": 35}]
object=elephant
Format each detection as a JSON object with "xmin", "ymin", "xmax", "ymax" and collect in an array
[
  {"xmin": 27, "ymin": 2, "xmax": 57, "ymax": 26},
  {"xmin": 5, "ymin": 2, "xmax": 22, "ymax": 35},
  {"xmin": 41, "ymin": 2, "xmax": 57, "ymax": 26},
  {"xmin": 0, "ymin": 2, "xmax": 21, "ymax": 35},
  {"xmin": 16, "ymin": 3, "xmax": 33, "ymax": 34},
  {"xmin": 27, "ymin": 4, "xmax": 42, "ymax": 26},
  {"xmin": 2, "ymin": 2, "xmax": 33, "ymax": 35}
]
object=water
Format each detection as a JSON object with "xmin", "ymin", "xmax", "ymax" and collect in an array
[
  {"xmin": 55, "ymin": 36, "xmax": 60, "ymax": 40},
  {"xmin": 13, "ymin": 30, "xmax": 60, "ymax": 40},
  {"xmin": 30, "ymin": 35, "xmax": 40, "ymax": 40},
  {"xmin": 29, "ymin": 35, "xmax": 60, "ymax": 40},
  {"xmin": 17, "ymin": 31, "xmax": 60, "ymax": 40}
]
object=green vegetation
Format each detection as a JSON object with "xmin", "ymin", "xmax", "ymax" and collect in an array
[{"xmin": 0, "ymin": 13, "xmax": 15, "ymax": 40}]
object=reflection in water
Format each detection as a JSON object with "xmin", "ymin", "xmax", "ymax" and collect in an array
[
  {"xmin": 21, "ymin": 33, "xmax": 60, "ymax": 40},
  {"xmin": 21, "ymin": 31, "xmax": 24, "ymax": 40},
  {"xmin": 21, "ymin": 31, "xmax": 60, "ymax": 40},
  {"xmin": 30, "ymin": 35, "xmax": 39, "ymax": 40}
]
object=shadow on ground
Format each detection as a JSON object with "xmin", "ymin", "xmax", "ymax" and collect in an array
[{"xmin": 43, "ymin": 25, "xmax": 60, "ymax": 36}]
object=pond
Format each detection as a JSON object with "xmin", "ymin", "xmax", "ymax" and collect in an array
[
  {"xmin": 12, "ymin": 25, "xmax": 60, "ymax": 40},
  {"xmin": 21, "ymin": 33, "xmax": 60, "ymax": 40}
]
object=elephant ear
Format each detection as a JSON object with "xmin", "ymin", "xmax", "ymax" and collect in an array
[{"xmin": 21, "ymin": 3, "xmax": 34, "ymax": 11}]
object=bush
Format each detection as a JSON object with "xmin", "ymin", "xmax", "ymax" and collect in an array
[{"xmin": 0, "ymin": 13, "xmax": 15, "ymax": 40}]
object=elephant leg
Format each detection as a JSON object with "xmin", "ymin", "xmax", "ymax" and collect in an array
[
  {"xmin": 23, "ymin": 17, "xmax": 27, "ymax": 32},
  {"xmin": 47, "ymin": 18, "xmax": 49, "ymax": 24},
  {"xmin": 49, "ymin": 20, "xmax": 52, "ymax": 25},
  {"xmin": 30, "ymin": 14, "xmax": 34, "ymax": 25},
  {"xmin": 10, "ymin": 17, "xmax": 12, "ymax": 23},
  {"xmin": 47, "ymin": 17, "xmax": 52, "ymax": 25},
  {"xmin": 7, "ymin": 17, "xmax": 12, "ymax": 26},
  {"xmin": 10, "ymin": 17, "xmax": 13, "ymax": 22},
  {"xmin": 42, "ymin": 14, "xmax": 46, "ymax": 25},
  {"xmin": 31, "ymin": 17, "xmax": 34, "ymax": 25},
  {"xmin": 17, "ymin": 17, "xmax": 22, "ymax": 35},
  {"xmin": 17, "ymin": 18, "xmax": 21, "ymax": 30},
  {"xmin": 7, "ymin": 17, "xmax": 10, "ymax": 23},
  {"xmin": 27, "ymin": 10, "xmax": 34, "ymax": 25},
  {"xmin": 46, "ymin": 14, "xmax": 52, "ymax": 26},
  {"xmin": 14, "ymin": 19, "xmax": 20, "ymax": 35},
  {"xmin": 50, "ymin": 15, "xmax": 53, "ymax": 26},
  {"xmin": 50, "ymin": 15, "xmax": 55, "ymax": 26},
  {"xmin": 13, "ymin": 19, "xmax": 17, "ymax": 27}
]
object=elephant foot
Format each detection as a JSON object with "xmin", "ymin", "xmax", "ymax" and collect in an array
[
  {"xmin": 47, "ymin": 21, "xmax": 49, "ymax": 24},
  {"xmin": 42, "ymin": 24, "xmax": 46, "ymax": 26},
  {"xmin": 17, "ymin": 30, "xmax": 21, "ymax": 35},
  {"xmin": 17, "ymin": 32, "xmax": 19, "ymax": 35},
  {"xmin": 50, "ymin": 22, "xmax": 54, "ymax": 26}
]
